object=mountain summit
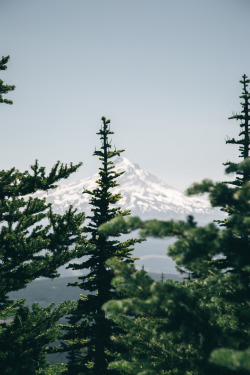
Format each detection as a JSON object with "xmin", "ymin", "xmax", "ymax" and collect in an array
[
  {"xmin": 35, "ymin": 157, "xmax": 224, "ymax": 274},
  {"xmin": 37, "ymin": 157, "xmax": 222, "ymax": 223}
]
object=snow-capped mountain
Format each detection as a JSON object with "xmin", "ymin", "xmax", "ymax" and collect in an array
[
  {"xmin": 37, "ymin": 157, "xmax": 223, "ymax": 224},
  {"xmin": 35, "ymin": 157, "xmax": 224, "ymax": 275}
]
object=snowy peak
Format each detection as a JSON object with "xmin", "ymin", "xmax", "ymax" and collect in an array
[
  {"xmin": 36, "ymin": 157, "xmax": 223, "ymax": 223},
  {"xmin": 113, "ymin": 157, "xmax": 174, "ymax": 190},
  {"xmin": 111, "ymin": 157, "xmax": 213, "ymax": 219}
]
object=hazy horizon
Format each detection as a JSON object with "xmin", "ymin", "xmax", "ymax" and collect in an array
[{"xmin": 1, "ymin": 0, "xmax": 250, "ymax": 191}]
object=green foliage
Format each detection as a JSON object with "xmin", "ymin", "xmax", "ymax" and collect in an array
[
  {"xmin": 227, "ymin": 75, "xmax": 250, "ymax": 162},
  {"xmin": 0, "ymin": 160, "xmax": 86, "ymax": 374},
  {"xmin": 0, "ymin": 56, "xmax": 15, "ymax": 104},
  {"xmin": 103, "ymin": 76, "xmax": 250, "ymax": 375},
  {"xmin": 37, "ymin": 363, "xmax": 67, "ymax": 375},
  {"xmin": 0, "ymin": 58, "xmax": 87, "ymax": 374},
  {"xmin": 104, "ymin": 260, "xmax": 249, "ymax": 375},
  {"xmin": 0, "ymin": 161, "xmax": 86, "ymax": 310},
  {"xmin": 101, "ymin": 216, "xmax": 220, "ymax": 278},
  {"xmin": 0, "ymin": 301, "xmax": 76, "ymax": 375},
  {"xmin": 64, "ymin": 117, "xmax": 142, "ymax": 374},
  {"xmin": 99, "ymin": 215, "xmax": 193, "ymax": 238},
  {"xmin": 210, "ymin": 347, "xmax": 250, "ymax": 372},
  {"xmin": 99, "ymin": 215, "xmax": 144, "ymax": 237}
]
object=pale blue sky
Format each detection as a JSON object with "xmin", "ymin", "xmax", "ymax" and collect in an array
[{"xmin": 1, "ymin": 0, "xmax": 250, "ymax": 191}]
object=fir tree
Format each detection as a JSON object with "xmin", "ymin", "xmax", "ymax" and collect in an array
[
  {"xmin": 0, "ymin": 163, "xmax": 87, "ymax": 375},
  {"xmin": 225, "ymin": 74, "xmax": 250, "ymax": 184},
  {"xmin": 0, "ymin": 55, "xmax": 15, "ymax": 104},
  {"xmin": 0, "ymin": 57, "xmax": 87, "ymax": 374},
  {"xmin": 0, "ymin": 161, "xmax": 86, "ymax": 315},
  {"xmin": 185, "ymin": 74, "xmax": 250, "ymax": 281},
  {"xmin": 64, "ymin": 117, "xmax": 141, "ymax": 375},
  {"xmin": 0, "ymin": 301, "xmax": 76, "ymax": 375},
  {"xmin": 101, "ymin": 75, "xmax": 250, "ymax": 375}
]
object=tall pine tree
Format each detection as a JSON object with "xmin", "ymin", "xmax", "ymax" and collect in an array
[
  {"xmin": 101, "ymin": 75, "xmax": 250, "ymax": 375},
  {"xmin": 64, "ymin": 117, "xmax": 141, "ymax": 375}
]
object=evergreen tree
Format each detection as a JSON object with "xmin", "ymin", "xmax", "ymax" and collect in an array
[
  {"xmin": 101, "ymin": 75, "xmax": 250, "ymax": 374},
  {"xmin": 225, "ymin": 74, "xmax": 250, "ymax": 183},
  {"xmin": 0, "ymin": 57, "xmax": 87, "ymax": 374},
  {"xmin": 0, "ymin": 55, "xmax": 15, "ymax": 104},
  {"xmin": 185, "ymin": 74, "xmax": 250, "ymax": 281},
  {"xmin": 0, "ymin": 161, "xmax": 86, "ymax": 315},
  {"xmin": 64, "ymin": 117, "xmax": 141, "ymax": 375},
  {"xmin": 0, "ymin": 301, "xmax": 76, "ymax": 375},
  {"xmin": 0, "ymin": 164, "xmax": 87, "ymax": 375}
]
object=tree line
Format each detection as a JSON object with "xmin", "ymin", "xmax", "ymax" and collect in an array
[{"xmin": 0, "ymin": 55, "xmax": 249, "ymax": 375}]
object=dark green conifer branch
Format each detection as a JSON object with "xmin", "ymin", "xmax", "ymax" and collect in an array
[
  {"xmin": 0, "ymin": 56, "xmax": 15, "ymax": 104},
  {"xmin": 224, "ymin": 74, "xmax": 250, "ymax": 185},
  {"xmin": 0, "ymin": 162, "xmax": 87, "ymax": 373},
  {"xmin": 103, "ymin": 76, "xmax": 250, "ymax": 375},
  {"xmin": 227, "ymin": 75, "xmax": 250, "ymax": 159},
  {"xmin": 0, "ymin": 56, "xmax": 87, "ymax": 374},
  {"xmin": 0, "ymin": 301, "xmax": 76, "ymax": 375}
]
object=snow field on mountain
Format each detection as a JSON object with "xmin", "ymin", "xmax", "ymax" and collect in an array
[{"xmin": 34, "ymin": 157, "xmax": 224, "ymax": 275}]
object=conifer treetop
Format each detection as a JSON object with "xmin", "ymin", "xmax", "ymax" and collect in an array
[
  {"xmin": 84, "ymin": 116, "xmax": 127, "ymax": 226},
  {"xmin": 0, "ymin": 56, "xmax": 15, "ymax": 105},
  {"xmin": 225, "ymin": 74, "xmax": 250, "ymax": 185},
  {"xmin": 65, "ymin": 117, "xmax": 141, "ymax": 375}
]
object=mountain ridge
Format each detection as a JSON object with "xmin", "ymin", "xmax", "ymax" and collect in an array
[
  {"xmin": 33, "ymin": 157, "xmax": 225, "ymax": 275},
  {"xmin": 36, "ymin": 157, "xmax": 223, "ymax": 224}
]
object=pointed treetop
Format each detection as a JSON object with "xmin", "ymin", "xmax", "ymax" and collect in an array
[
  {"xmin": 0, "ymin": 55, "xmax": 15, "ymax": 105},
  {"xmin": 225, "ymin": 74, "xmax": 250, "ymax": 184}
]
